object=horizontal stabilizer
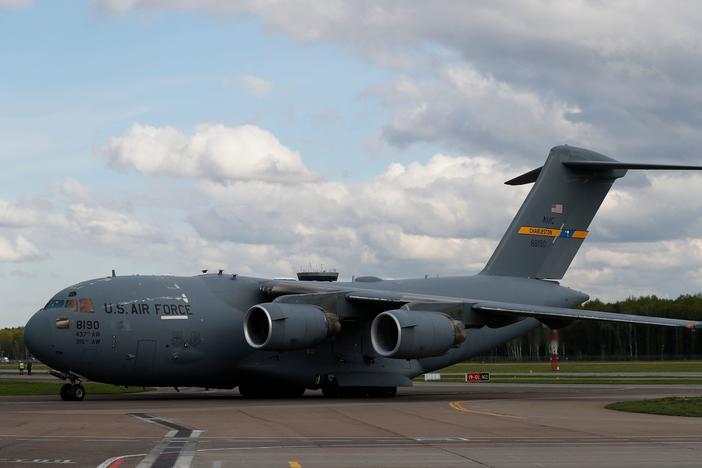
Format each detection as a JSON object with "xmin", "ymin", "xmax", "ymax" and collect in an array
[
  {"xmin": 474, "ymin": 300, "xmax": 702, "ymax": 330},
  {"xmin": 505, "ymin": 167, "xmax": 543, "ymax": 185},
  {"xmin": 563, "ymin": 161, "xmax": 702, "ymax": 171}
]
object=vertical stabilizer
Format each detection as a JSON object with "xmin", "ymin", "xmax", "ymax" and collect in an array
[{"xmin": 481, "ymin": 145, "xmax": 623, "ymax": 279}]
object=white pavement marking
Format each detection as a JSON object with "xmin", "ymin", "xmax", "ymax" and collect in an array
[
  {"xmin": 0, "ymin": 460, "xmax": 74, "ymax": 465},
  {"xmin": 130, "ymin": 414, "xmax": 202, "ymax": 468},
  {"xmin": 173, "ymin": 430, "xmax": 202, "ymax": 468},
  {"xmin": 96, "ymin": 454, "xmax": 146, "ymax": 468}
]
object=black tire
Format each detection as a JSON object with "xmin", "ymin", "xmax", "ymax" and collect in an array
[
  {"xmin": 60, "ymin": 384, "xmax": 71, "ymax": 401},
  {"xmin": 321, "ymin": 380, "xmax": 340, "ymax": 398},
  {"xmin": 70, "ymin": 384, "xmax": 85, "ymax": 401}
]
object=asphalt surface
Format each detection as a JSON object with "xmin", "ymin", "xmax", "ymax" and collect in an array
[{"xmin": 1, "ymin": 383, "xmax": 702, "ymax": 467}]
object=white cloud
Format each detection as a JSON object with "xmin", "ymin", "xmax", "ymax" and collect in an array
[
  {"xmin": 102, "ymin": 123, "xmax": 318, "ymax": 184},
  {"xmin": 569, "ymin": 239, "xmax": 702, "ymax": 300},
  {"xmin": 374, "ymin": 66, "xmax": 602, "ymax": 156},
  {"xmin": 0, "ymin": 199, "xmax": 41, "ymax": 228},
  {"xmin": 594, "ymin": 172, "xmax": 702, "ymax": 242},
  {"xmin": 0, "ymin": 235, "xmax": 43, "ymax": 262},
  {"xmin": 97, "ymin": 121, "xmax": 702, "ymax": 299},
  {"xmin": 93, "ymin": 1, "xmax": 702, "ymax": 161},
  {"xmin": 51, "ymin": 179, "xmax": 92, "ymax": 202},
  {"xmin": 236, "ymin": 74, "xmax": 273, "ymax": 97},
  {"xmin": 63, "ymin": 203, "xmax": 162, "ymax": 243}
]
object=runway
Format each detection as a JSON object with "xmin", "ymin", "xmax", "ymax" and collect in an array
[{"xmin": 1, "ymin": 383, "xmax": 702, "ymax": 467}]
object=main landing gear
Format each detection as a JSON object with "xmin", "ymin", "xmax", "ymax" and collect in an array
[{"xmin": 60, "ymin": 383, "xmax": 85, "ymax": 401}]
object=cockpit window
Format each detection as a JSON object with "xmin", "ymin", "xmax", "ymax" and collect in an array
[
  {"xmin": 55, "ymin": 318, "xmax": 70, "ymax": 329},
  {"xmin": 79, "ymin": 298, "xmax": 95, "ymax": 313},
  {"xmin": 46, "ymin": 299, "xmax": 65, "ymax": 309},
  {"xmin": 65, "ymin": 299, "xmax": 77, "ymax": 312}
]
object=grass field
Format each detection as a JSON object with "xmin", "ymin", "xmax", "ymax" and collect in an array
[
  {"xmin": 482, "ymin": 377, "xmax": 702, "ymax": 385},
  {"xmin": 4, "ymin": 361, "xmax": 702, "ymax": 389},
  {"xmin": 0, "ymin": 382, "xmax": 152, "ymax": 396},
  {"xmin": 417, "ymin": 360, "xmax": 702, "ymax": 384},
  {"xmin": 439, "ymin": 361, "xmax": 702, "ymax": 374},
  {"xmin": 607, "ymin": 397, "xmax": 702, "ymax": 417}
]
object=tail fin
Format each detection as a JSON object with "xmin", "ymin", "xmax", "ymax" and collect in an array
[{"xmin": 481, "ymin": 145, "xmax": 702, "ymax": 279}]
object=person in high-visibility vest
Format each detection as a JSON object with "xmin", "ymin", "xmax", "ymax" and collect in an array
[{"xmin": 18, "ymin": 361, "xmax": 24, "ymax": 375}]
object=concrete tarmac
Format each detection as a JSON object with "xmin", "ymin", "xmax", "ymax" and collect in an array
[{"xmin": 1, "ymin": 383, "xmax": 702, "ymax": 467}]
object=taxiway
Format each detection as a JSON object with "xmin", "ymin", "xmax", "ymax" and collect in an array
[{"xmin": 1, "ymin": 383, "xmax": 701, "ymax": 467}]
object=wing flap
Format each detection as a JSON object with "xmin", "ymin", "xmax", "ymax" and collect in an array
[{"xmin": 474, "ymin": 301, "xmax": 702, "ymax": 330}]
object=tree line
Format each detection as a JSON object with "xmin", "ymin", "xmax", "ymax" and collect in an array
[
  {"xmin": 3, "ymin": 294, "xmax": 702, "ymax": 361},
  {"xmin": 0, "ymin": 327, "xmax": 25, "ymax": 361},
  {"xmin": 481, "ymin": 294, "xmax": 702, "ymax": 361}
]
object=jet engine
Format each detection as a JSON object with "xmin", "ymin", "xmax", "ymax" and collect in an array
[
  {"xmin": 244, "ymin": 302, "xmax": 341, "ymax": 351},
  {"xmin": 370, "ymin": 309, "xmax": 465, "ymax": 359}
]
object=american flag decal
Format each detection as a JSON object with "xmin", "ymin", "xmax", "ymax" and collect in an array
[{"xmin": 551, "ymin": 203, "xmax": 563, "ymax": 214}]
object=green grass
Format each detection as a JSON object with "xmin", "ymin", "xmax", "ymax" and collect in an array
[
  {"xmin": 417, "ymin": 375, "xmax": 702, "ymax": 385},
  {"xmin": 607, "ymin": 397, "xmax": 702, "ymax": 417},
  {"xmin": 439, "ymin": 361, "xmax": 702, "ymax": 374},
  {"xmin": 0, "ymin": 382, "xmax": 153, "ymax": 396},
  {"xmin": 488, "ymin": 377, "xmax": 702, "ymax": 384}
]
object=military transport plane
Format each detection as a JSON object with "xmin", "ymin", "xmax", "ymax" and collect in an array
[{"xmin": 23, "ymin": 145, "xmax": 702, "ymax": 400}]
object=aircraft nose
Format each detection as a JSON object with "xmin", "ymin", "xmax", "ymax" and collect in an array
[{"xmin": 24, "ymin": 310, "xmax": 51, "ymax": 362}]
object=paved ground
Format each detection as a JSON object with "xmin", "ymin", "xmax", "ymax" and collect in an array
[{"xmin": 1, "ymin": 383, "xmax": 702, "ymax": 467}]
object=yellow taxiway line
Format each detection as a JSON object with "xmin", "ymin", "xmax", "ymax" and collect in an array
[{"xmin": 449, "ymin": 401, "xmax": 526, "ymax": 420}]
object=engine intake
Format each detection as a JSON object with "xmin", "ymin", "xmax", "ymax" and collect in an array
[
  {"xmin": 244, "ymin": 302, "xmax": 341, "ymax": 351},
  {"xmin": 370, "ymin": 309, "xmax": 465, "ymax": 359}
]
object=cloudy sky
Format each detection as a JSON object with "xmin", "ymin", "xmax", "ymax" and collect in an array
[{"xmin": 2, "ymin": 1, "xmax": 702, "ymax": 327}]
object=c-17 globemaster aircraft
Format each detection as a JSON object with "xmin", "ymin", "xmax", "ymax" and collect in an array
[{"xmin": 23, "ymin": 145, "xmax": 702, "ymax": 401}]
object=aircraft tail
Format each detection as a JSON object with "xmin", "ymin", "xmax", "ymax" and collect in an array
[{"xmin": 481, "ymin": 145, "xmax": 702, "ymax": 279}]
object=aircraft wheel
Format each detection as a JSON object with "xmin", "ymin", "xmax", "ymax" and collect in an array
[
  {"xmin": 321, "ymin": 379, "xmax": 340, "ymax": 398},
  {"xmin": 70, "ymin": 384, "xmax": 85, "ymax": 401},
  {"xmin": 59, "ymin": 383, "xmax": 71, "ymax": 401}
]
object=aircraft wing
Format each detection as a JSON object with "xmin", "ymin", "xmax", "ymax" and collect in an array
[
  {"xmin": 260, "ymin": 279, "xmax": 702, "ymax": 330},
  {"xmin": 471, "ymin": 300, "xmax": 702, "ymax": 330}
]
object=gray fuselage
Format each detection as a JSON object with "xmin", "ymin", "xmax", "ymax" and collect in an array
[{"xmin": 24, "ymin": 273, "xmax": 586, "ymax": 389}]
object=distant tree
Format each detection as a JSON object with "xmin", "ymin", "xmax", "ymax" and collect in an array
[
  {"xmin": 0, "ymin": 327, "xmax": 25, "ymax": 360},
  {"xmin": 474, "ymin": 294, "xmax": 702, "ymax": 361}
]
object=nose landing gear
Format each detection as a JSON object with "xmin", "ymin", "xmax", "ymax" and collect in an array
[
  {"xmin": 59, "ymin": 383, "xmax": 85, "ymax": 401},
  {"xmin": 51, "ymin": 370, "xmax": 86, "ymax": 401}
]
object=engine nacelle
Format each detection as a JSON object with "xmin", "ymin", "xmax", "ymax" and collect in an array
[
  {"xmin": 370, "ymin": 309, "xmax": 465, "ymax": 359},
  {"xmin": 244, "ymin": 302, "xmax": 341, "ymax": 351}
]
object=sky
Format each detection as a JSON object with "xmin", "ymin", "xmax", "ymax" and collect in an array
[{"xmin": 2, "ymin": 0, "xmax": 702, "ymax": 327}]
